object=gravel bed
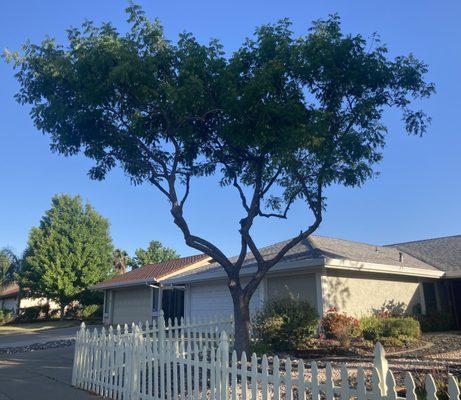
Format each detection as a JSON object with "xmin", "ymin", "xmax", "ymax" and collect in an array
[{"xmin": 0, "ymin": 339, "xmax": 75, "ymax": 355}]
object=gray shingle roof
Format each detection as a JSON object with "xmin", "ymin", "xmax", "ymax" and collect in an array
[
  {"xmin": 387, "ymin": 235, "xmax": 461, "ymax": 272},
  {"xmin": 167, "ymin": 234, "xmax": 440, "ymax": 282},
  {"xmin": 309, "ymin": 235, "xmax": 437, "ymax": 270}
]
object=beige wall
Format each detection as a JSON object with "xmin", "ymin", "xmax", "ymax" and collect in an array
[
  {"xmin": 267, "ymin": 272, "xmax": 318, "ymax": 311},
  {"xmin": 1, "ymin": 296, "xmax": 59, "ymax": 313},
  {"xmin": 322, "ymin": 269, "xmax": 425, "ymax": 317}
]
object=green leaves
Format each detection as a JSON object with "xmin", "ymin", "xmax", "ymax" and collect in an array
[
  {"xmin": 7, "ymin": 6, "xmax": 434, "ymax": 265},
  {"xmin": 129, "ymin": 240, "xmax": 179, "ymax": 269},
  {"xmin": 17, "ymin": 195, "xmax": 114, "ymax": 307}
]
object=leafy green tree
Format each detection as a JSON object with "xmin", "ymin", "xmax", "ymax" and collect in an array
[
  {"xmin": 18, "ymin": 195, "xmax": 113, "ymax": 318},
  {"xmin": 7, "ymin": 6, "xmax": 434, "ymax": 352},
  {"xmin": 129, "ymin": 240, "xmax": 179, "ymax": 269}
]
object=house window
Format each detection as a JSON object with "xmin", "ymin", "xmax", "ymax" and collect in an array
[{"xmin": 423, "ymin": 282, "xmax": 437, "ymax": 313}]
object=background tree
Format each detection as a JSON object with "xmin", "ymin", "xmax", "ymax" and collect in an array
[
  {"xmin": 113, "ymin": 248, "xmax": 131, "ymax": 274},
  {"xmin": 17, "ymin": 195, "xmax": 114, "ymax": 318},
  {"xmin": 0, "ymin": 248, "xmax": 20, "ymax": 288},
  {"xmin": 7, "ymin": 6, "xmax": 434, "ymax": 352},
  {"xmin": 129, "ymin": 240, "xmax": 179, "ymax": 269}
]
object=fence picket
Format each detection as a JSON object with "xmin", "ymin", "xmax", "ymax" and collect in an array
[
  {"xmin": 296, "ymin": 359, "xmax": 305, "ymax": 400},
  {"xmin": 241, "ymin": 352, "xmax": 248, "ymax": 400},
  {"xmin": 340, "ymin": 364, "xmax": 349, "ymax": 400},
  {"xmin": 385, "ymin": 370, "xmax": 397, "ymax": 400},
  {"xmin": 310, "ymin": 361, "xmax": 319, "ymax": 400},
  {"xmin": 356, "ymin": 367, "xmax": 366, "ymax": 400},
  {"xmin": 426, "ymin": 374, "xmax": 439, "ymax": 400},
  {"xmin": 448, "ymin": 374, "xmax": 460, "ymax": 400},
  {"xmin": 325, "ymin": 362, "xmax": 333, "ymax": 400},
  {"xmin": 285, "ymin": 358, "xmax": 292, "ymax": 400},
  {"xmin": 272, "ymin": 356, "xmax": 280, "ymax": 400}
]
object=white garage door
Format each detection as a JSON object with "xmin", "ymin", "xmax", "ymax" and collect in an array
[
  {"xmin": 188, "ymin": 280, "xmax": 260, "ymax": 320},
  {"xmin": 112, "ymin": 287, "xmax": 152, "ymax": 325}
]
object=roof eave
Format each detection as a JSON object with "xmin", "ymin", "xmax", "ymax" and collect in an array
[
  {"xmin": 325, "ymin": 258, "xmax": 445, "ymax": 278},
  {"xmin": 164, "ymin": 257, "xmax": 326, "ymax": 284},
  {"xmin": 91, "ymin": 278, "xmax": 157, "ymax": 291}
]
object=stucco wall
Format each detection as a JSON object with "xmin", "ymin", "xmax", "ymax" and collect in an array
[
  {"xmin": 322, "ymin": 269, "xmax": 425, "ymax": 316},
  {"xmin": 267, "ymin": 272, "xmax": 318, "ymax": 310}
]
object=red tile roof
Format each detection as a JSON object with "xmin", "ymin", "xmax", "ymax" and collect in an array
[
  {"xmin": 93, "ymin": 254, "xmax": 210, "ymax": 289},
  {"xmin": 0, "ymin": 284, "xmax": 19, "ymax": 299}
]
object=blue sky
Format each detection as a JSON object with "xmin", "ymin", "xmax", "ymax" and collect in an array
[{"xmin": 1, "ymin": 0, "xmax": 460, "ymax": 258}]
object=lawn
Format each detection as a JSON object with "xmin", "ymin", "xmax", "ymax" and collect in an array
[{"xmin": 0, "ymin": 320, "xmax": 81, "ymax": 335}]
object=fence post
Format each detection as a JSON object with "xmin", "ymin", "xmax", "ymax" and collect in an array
[
  {"xmin": 72, "ymin": 322, "xmax": 85, "ymax": 387},
  {"xmin": 373, "ymin": 342, "xmax": 389, "ymax": 397},
  {"xmin": 130, "ymin": 325, "xmax": 141, "ymax": 400},
  {"xmin": 219, "ymin": 331, "xmax": 230, "ymax": 400}
]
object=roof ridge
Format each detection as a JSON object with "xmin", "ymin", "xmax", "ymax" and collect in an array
[
  {"xmin": 385, "ymin": 234, "xmax": 461, "ymax": 247},
  {"xmin": 143, "ymin": 253, "xmax": 206, "ymax": 267},
  {"xmin": 310, "ymin": 233, "xmax": 384, "ymax": 248}
]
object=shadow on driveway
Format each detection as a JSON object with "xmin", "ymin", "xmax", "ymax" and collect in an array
[{"xmin": 0, "ymin": 346, "xmax": 101, "ymax": 400}]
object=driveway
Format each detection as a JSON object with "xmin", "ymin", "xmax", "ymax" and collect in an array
[
  {"xmin": 0, "ymin": 345, "xmax": 101, "ymax": 399},
  {"xmin": 0, "ymin": 325, "xmax": 96, "ymax": 349}
]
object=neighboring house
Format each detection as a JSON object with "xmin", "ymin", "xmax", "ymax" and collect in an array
[
  {"xmin": 93, "ymin": 254, "xmax": 212, "ymax": 325},
  {"xmin": 0, "ymin": 283, "xmax": 58, "ymax": 314},
  {"xmin": 94, "ymin": 235, "xmax": 461, "ymax": 327}
]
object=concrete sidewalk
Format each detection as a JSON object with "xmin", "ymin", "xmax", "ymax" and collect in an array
[{"xmin": 0, "ymin": 346, "xmax": 101, "ymax": 399}]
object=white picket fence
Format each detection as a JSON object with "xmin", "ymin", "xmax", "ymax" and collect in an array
[{"xmin": 72, "ymin": 315, "xmax": 460, "ymax": 400}]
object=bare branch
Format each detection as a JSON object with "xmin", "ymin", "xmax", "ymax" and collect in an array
[{"xmin": 233, "ymin": 176, "xmax": 250, "ymax": 212}]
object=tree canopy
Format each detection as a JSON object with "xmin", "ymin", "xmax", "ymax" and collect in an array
[
  {"xmin": 7, "ymin": 5, "xmax": 434, "ymax": 351},
  {"xmin": 17, "ymin": 195, "xmax": 114, "ymax": 315},
  {"xmin": 129, "ymin": 240, "xmax": 179, "ymax": 269}
]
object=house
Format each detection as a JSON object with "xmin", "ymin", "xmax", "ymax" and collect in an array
[
  {"xmin": 94, "ymin": 254, "xmax": 212, "ymax": 325},
  {"xmin": 94, "ymin": 234, "xmax": 461, "ymax": 327},
  {"xmin": 0, "ymin": 283, "xmax": 58, "ymax": 314}
]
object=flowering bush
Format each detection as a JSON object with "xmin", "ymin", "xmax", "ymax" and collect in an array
[{"xmin": 321, "ymin": 308, "xmax": 361, "ymax": 347}]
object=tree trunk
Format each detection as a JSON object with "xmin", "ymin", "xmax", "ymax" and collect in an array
[
  {"xmin": 60, "ymin": 304, "xmax": 66, "ymax": 320},
  {"xmin": 231, "ymin": 290, "xmax": 251, "ymax": 357}
]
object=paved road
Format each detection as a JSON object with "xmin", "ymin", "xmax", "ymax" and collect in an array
[
  {"xmin": 0, "ymin": 325, "xmax": 97, "ymax": 348},
  {"xmin": 0, "ymin": 346, "xmax": 102, "ymax": 399}
]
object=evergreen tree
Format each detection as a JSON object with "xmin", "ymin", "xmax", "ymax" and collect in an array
[{"xmin": 18, "ymin": 195, "xmax": 113, "ymax": 317}]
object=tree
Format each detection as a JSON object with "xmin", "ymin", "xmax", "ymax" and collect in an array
[
  {"xmin": 17, "ymin": 195, "xmax": 114, "ymax": 318},
  {"xmin": 129, "ymin": 240, "xmax": 179, "ymax": 269},
  {"xmin": 7, "ymin": 6, "xmax": 434, "ymax": 352},
  {"xmin": 0, "ymin": 248, "xmax": 20, "ymax": 288},
  {"xmin": 113, "ymin": 248, "xmax": 131, "ymax": 274},
  {"xmin": 0, "ymin": 248, "xmax": 23, "ymax": 316}
]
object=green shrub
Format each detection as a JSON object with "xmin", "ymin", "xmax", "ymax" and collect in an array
[
  {"xmin": 360, "ymin": 316, "xmax": 382, "ymax": 340},
  {"xmin": 0, "ymin": 309, "xmax": 14, "ymax": 324},
  {"xmin": 381, "ymin": 317, "xmax": 420, "ymax": 338},
  {"xmin": 252, "ymin": 297, "xmax": 319, "ymax": 351},
  {"xmin": 360, "ymin": 315, "xmax": 421, "ymax": 342},
  {"xmin": 81, "ymin": 304, "xmax": 102, "ymax": 320}
]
